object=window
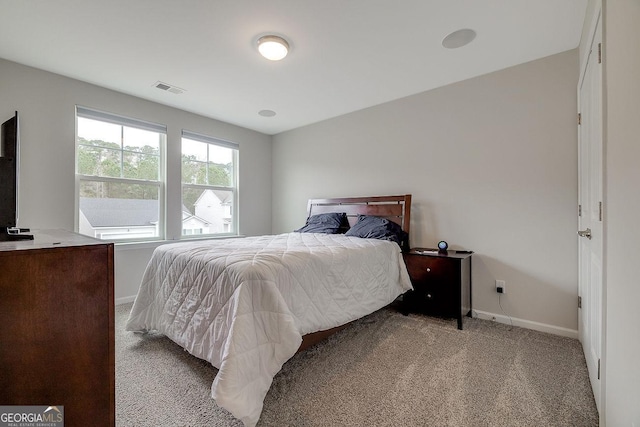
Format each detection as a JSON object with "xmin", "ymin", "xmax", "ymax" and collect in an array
[
  {"xmin": 76, "ymin": 107, "xmax": 165, "ymax": 241},
  {"xmin": 181, "ymin": 130, "xmax": 238, "ymax": 237}
]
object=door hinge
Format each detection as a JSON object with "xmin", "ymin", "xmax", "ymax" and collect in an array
[
  {"xmin": 599, "ymin": 201, "xmax": 603, "ymax": 221},
  {"xmin": 597, "ymin": 358, "xmax": 601, "ymax": 380},
  {"xmin": 578, "ymin": 296, "xmax": 582, "ymax": 309},
  {"xmin": 598, "ymin": 43, "xmax": 602, "ymax": 64},
  {"xmin": 578, "ymin": 112, "xmax": 581, "ymax": 125},
  {"xmin": 578, "ymin": 204, "xmax": 582, "ymax": 217}
]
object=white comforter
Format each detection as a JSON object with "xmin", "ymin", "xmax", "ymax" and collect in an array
[{"xmin": 125, "ymin": 232, "xmax": 412, "ymax": 426}]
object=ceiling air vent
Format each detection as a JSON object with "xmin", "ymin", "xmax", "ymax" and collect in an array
[{"xmin": 153, "ymin": 81, "xmax": 185, "ymax": 95}]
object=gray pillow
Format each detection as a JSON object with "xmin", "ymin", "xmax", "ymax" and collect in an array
[
  {"xmin": 344, "ymin": 215, "xmax": 407, "ymax": 247},
  {"xmin": 295, "ymin": 212, "xmax": 347, "ymax": 234}
]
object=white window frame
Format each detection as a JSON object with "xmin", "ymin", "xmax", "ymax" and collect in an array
[
  {"xmin": 181, "ymin": 130, "xmax": 239, "ymax": 238},
  {"xmin": 75, "ymin": 106, "xmax": 167, "ymax": 243}
]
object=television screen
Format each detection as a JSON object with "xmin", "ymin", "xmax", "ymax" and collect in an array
[{"xmin": 0, "ymin": 112, "xmax": 18, "ymax": 229}]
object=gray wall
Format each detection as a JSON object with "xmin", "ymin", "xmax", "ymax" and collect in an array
[
  {"xmin": 273, "ymin": 50, "xmax": 579, "ymax": 334},
  {"xmin": 0, "ymin": 58, "xmax": 272, "ymax": 301},
  {"xmin": 601, "ymin": 0, "xmax": 640, "ymax": 425}
]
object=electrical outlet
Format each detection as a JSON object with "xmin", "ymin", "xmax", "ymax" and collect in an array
[{"xmin": 496, "ymin": 280, "xmax": 506, "ymax": 294}]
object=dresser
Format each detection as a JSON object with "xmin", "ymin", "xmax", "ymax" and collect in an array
[
  {"xmin": 0, "ymin": 230, "xmax": 115, "ymax": 427},
  {"xmin": 402, "ymin": 248, "xmax": 472, "ymax": 329}
]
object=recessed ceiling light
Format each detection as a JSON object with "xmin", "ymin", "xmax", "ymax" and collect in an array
[
  {"xmin": 258, "ymin": 109, "xmax": 276, "ymax": 117},
  {"xmin": 257, "ymin": 35, "xmax": 289, "ymax": 61},
  {"xmin": 442, "ymin": 29, "xmax": 477, "ymax": 49}
]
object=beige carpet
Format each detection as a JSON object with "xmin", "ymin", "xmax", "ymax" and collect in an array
[{"xmin": 116, "ymin": 302, "xmax": 598, "ymax": 426}]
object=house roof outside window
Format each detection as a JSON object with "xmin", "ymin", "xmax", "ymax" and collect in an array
[{"xmin": 80, "ymin": 197, "xmax": 158, "ymax": 227}]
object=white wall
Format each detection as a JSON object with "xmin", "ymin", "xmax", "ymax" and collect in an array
[
  {"xmin": 272, "ymin": 50, "xmax": 579, "ymax": 334},
  {"xmin": 601, "ymin": 1, "xmax": 640, "ymax": 426},
  {"xmin": 0, "ymin": 58, "xmax": 272, "ymax": 302}
]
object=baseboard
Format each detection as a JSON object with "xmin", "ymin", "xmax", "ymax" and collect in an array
[
  {"xmin": 115, "ymin": 295, "xmax": 136, "ymax": 305},
  {"xmin": 472, "ymin": 309, "xmax": 578, "ymax": 339}
]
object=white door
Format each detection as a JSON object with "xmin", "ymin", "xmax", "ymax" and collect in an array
[{"xmin": 578, "ymin": 12, "xmax": 603, "ymax": 414}]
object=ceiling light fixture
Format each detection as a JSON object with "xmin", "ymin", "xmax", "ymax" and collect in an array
[
  {"xmin": 257, "ymin": 35, "xmax": 289, "ymax": 61},
  {"xmin": 442, "ymin": 29, "xmax": 477, "ymax": 49}
]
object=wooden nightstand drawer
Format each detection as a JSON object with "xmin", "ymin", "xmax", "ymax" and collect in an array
[
  {"xmin": 402, "ymin": 248, "xmax": 473, "ymax": 330},
  {"xmin": 404, "ymin": 255, "xmax": 456, "ymax": 284},
  {"xmin": 410, "ymin": 281, "xmax": 457, "ymax": 317}
]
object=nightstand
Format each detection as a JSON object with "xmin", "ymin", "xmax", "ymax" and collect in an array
[{"xmin": 402, "ymin": 248, "xmax": 473, "ymax": 330}]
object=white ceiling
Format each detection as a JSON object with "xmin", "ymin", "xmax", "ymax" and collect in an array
[{"xmin": 0, "ymin": 1, "xmax": 587, "ymax": 135}]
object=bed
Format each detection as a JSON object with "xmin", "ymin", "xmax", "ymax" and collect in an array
[{"xmin": 125, "ymin": 194, "xmax": 413, "ymax": 426}]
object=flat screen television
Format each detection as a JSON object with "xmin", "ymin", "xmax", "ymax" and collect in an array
[{"xmin": 0, "ymin": 111, "xmax": 32, "ymax": 241}]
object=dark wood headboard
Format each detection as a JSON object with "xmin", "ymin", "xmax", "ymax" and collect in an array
[{"xmin": 306, "ymin": 194, "xmax": 412, "ymax": 235}]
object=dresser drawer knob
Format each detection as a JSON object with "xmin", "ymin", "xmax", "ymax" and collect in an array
[
  {"xmin": 426, "ymin": 268, "xmax": 431, "ymax": 272},
  {"xmin": 426, "ymin": 293, "xmax": 433, "ymax": 300}
]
